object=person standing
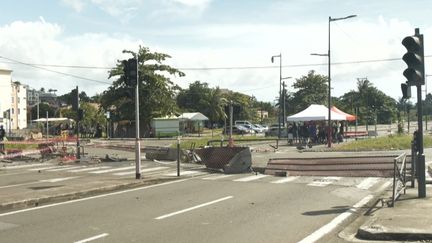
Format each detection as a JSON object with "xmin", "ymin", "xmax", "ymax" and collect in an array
[{"xmin": 0, "ymin": 125, "xmax": 5, "ymax": 154}]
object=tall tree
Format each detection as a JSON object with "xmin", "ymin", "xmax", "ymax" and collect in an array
[
  {"xmin": 100, "ymin": 46, "xmax": 184, "ymax": 136},
  {"xmin": 291, "ymin": 70, "xmax": 328, "ymax": 112}
]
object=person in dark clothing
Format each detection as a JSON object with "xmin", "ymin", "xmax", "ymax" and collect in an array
[{"xmin": 0, "ymin": 125, "xmax": 5, "ymax": 154}]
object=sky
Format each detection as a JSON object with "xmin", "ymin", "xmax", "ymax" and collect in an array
[{"xmin": 0, "ymin": 0, "xmax": 431, "ymax": 104}]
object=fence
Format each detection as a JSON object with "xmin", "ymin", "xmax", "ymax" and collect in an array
[{"xmin": 390, "ymin": 152, "xmax": 407, "ymax": 207}]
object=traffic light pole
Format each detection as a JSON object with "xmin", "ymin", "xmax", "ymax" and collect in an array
[
  {"xmin": 135, "ymin": 58, "xmax": 141, "ymax": 179},
  {"xmin": 416, "ymin": 83, "xmax": 426, "ymax": 198}
]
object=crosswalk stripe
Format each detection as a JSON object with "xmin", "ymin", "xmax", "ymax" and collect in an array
[
  {"xmin": 5, "ymin": 164, "xmax": 49, "ymax": 170},
  {"xmin": 69, "ymin": 166, "xmax": 111, "ymax": 173},
  {"xmin": 113, "ymin": 167, "xmax": 169, "ymax": 176},
  {"xmin": 356, "ymin": 177, "xmax": 380, "ymax": 190},
  {"xmin": 44, "ymin": 166, "xmax": 83, "ymax": 172},
  {"xmin": 308, "ymin": 177, "xmax": 341, "ymax": 187},
  {"xmin": 233, "ymin": 174, "xmax": 269, "ymax": 182},
  {"xmin": 89, "ymin": 166, "xmax": 135, "ymax": 174},
  {"xmin": 202, "ymin": 174, "xmax": 235, "ymax": 180},
  {"xmin": 271, "ymin": 176, "xmax": 299, "ymax": 184},
  {"xmin": 164, "ymin": 171, "xmax": 201, "ymax": 177},
  {"xmin": 28, "ymin": 166, "xmax": 61, "ymax": 171},
  {"xmin": 40, "ymin": 176, "xmax": 79, "ymax": 183}
]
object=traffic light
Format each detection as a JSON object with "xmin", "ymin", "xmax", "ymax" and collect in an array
[
  {"xmin": 123, "ymin": 58, "xmax": 138, "ymax": 86},
  {"xmin": 401, "ymin": 83, "xmax": 411, "ymax": 99},
  {"xmin": 71, "ymin": 87, "xmax": 79, "ymax": 111},
  {"xmin": 402, "ymin": 28, "xmax": 424, "ymax": 86}
]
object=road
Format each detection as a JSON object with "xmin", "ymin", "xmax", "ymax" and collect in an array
[{"xmin": 0, "ymin": 168, "xmax": 389, "ymax": 243}]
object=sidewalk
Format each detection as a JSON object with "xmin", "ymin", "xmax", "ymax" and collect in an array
[{"xmin": 355, "ymin": 164, "xmax": 432, "ymax": 241}]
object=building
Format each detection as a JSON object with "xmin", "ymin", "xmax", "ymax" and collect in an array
[
  {"xmin": 11, "ymin": 82, "xmax": 28, "ymax": 129},
  {"xmin": 0, "ymin": 69, "xmax": 12, "ymax": 129}
]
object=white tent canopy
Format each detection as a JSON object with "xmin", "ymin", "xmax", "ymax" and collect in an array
[
  {"xmin": 287, "ymin": 104, "xmax": 346, "ymax": 121},
  {"xmin": 33, "ymin": 118, "xmax": 74, "ymax": 122},
  {"xmin": 178, "ymin": 112, "xmax": 209, "ymax": 121}
]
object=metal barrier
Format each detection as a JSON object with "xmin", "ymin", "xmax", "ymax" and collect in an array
[
  {"xmin": 207, "ymin": 138, "xmax": 278, "ymax": 149},
  {"xmin": 390, "ymin": 152, "xmax": 407, "ymax": 207}
]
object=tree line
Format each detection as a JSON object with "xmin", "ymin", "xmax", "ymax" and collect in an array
[{"xmin": 31, "ymin": 46, "xmax": 427, "ymax": 136}]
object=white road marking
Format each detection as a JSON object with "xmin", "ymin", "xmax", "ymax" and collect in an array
[
  {"xmin": 89, "ymin": 166, "xmax": 135, "ymax": 174},
  {"xmin": 0, "ymin": 179, "xmax": 189, "ymax": 217},
  {"xmin": 0, "ymin": 177, "xmax": 79, "ymax": 189},
  {"xmin": 155, "ymin": 196, "xmax": 233, "ymax": 220},
  {"xmin": 74, "ymin": 233, "xmax": 109, "ymax": 243},
  {"xmin": 28, "ymin": 166, "xmax": 62, "ymax": 171},
  {"xmin": 0, "ymin": 181, "xmax": 40, "ymax": 189},
  {"xmin": 297, "ymin": 194, "xmax": 374, "ymax": 243},
  {"xmin": 356, "ymin": 177, "xmax": 380, "ymax": 190},
  {"xmin": 113, "ymin": 166, "xmax": 169, "ymax": 176},
  {"xmin": 164, "ymin": 171, "xmax": 201, "ymax": 177},
  {"xmin": 39, "ymin": 177, "xmax": 79, "ymax": 183},
  {"xmin": 202, "ymin": 174, "xmax": 235, "ymax": 180},
  {"xmin": 69, "ymin": 166, "xmax": 111, "ymax": 173},
  {"xmin": 3, "ymin": 164, "xmax": 48, "ymax": 170},
  {"xmin": 308, "ymin": 177, "xmax": 341, "ymax": 187},
  {"xmin": 45, "ymin": 166, "xmax": 83, "ymax": 172},
  {"xmin": 271, "ymin": 176, "xmax": 299, "ymax": 184},
  {"xmin": 234, "ymin": 174, "xmax": 269, "ymax": 182}
]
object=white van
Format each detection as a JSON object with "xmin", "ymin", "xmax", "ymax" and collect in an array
[{"xmin": 235, "ymin": 120, "xmax": 252, "ymax": 126}]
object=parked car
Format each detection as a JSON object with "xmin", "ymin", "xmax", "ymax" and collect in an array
[
  {"xmin": 254, "ymin": 124, "xmax": 268, "ymax": 132},
  {"xmin": 241, "ymin": 124, "xmax": 259, "ymax": 133},
  {"xmin": 223, "ymin": 125, "xmax": 252, "ymax": 135}
]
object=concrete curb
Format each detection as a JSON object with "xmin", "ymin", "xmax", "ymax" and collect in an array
[
  {"xmin": 0, "ymin": 177, "xmax": 176, "ymax": 213},
  {"xmin": 357, "ymin": 224, "xmax": 432, "ymax": 241}
]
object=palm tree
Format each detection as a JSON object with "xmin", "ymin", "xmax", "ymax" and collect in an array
[{"xmin": 202, "ymin": 87, "xmax": 227, "ymax": 137}]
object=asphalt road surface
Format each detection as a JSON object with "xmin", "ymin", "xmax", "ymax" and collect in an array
[{"xmin": 0, "ymin": 171, "xmax": 390, "ymax": 243}]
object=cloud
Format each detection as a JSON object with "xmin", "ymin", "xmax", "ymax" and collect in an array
[
  {"xmin": 62, "ymin": 0, "xmax": 86, "ymax": 12},
  {"xmin": 0, "ymin": 14, "xmax": 429, "ymax": 104},
  {"xmin": 0, "ymin": 19, "xmax": 141, "ymax": 96}
]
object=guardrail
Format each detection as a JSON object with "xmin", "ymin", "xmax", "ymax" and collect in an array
[{"xmin": 390, "ymin": 152, "xmax": 407, "ymax": 207}]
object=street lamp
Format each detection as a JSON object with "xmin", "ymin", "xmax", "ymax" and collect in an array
[
  {"xmin": 311, "ymin": 14, "xmax": 356, "ymax": 148},
  {"xmin": 281, "ymin": 77, "xmax": 292, "ymax": 129},
  {"xmin": 271, "ymin": 54, "xmax": 282, "ymax": 138}
]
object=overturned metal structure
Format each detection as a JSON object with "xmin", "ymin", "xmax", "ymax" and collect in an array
[{"xmin": 195, "ymin": 147, "xmax": 252, "ymax": 174}]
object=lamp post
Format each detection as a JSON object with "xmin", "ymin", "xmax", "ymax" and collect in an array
[
  {"xmin": 311, "ymin": 14, "xmax": 356, "ymax": 147},
  {"xmin": 271, "ymin": 54, "xmax": 282, "ymax": 138},
  {"xmin": 281, "ymin": 77, "xmax": 292, "ymax": 130}
]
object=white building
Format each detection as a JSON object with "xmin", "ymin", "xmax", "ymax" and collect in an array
[
  {"xmin": 0, "ymin": 69, "xmax": 12, "ymax": 129},
  {"xmin": 0, "ymin": 69, "xmax": 28, "ymax": 130},
  {"xmin": 11, "ymin": 82, "xmax": 28, "ymax": 129}
]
